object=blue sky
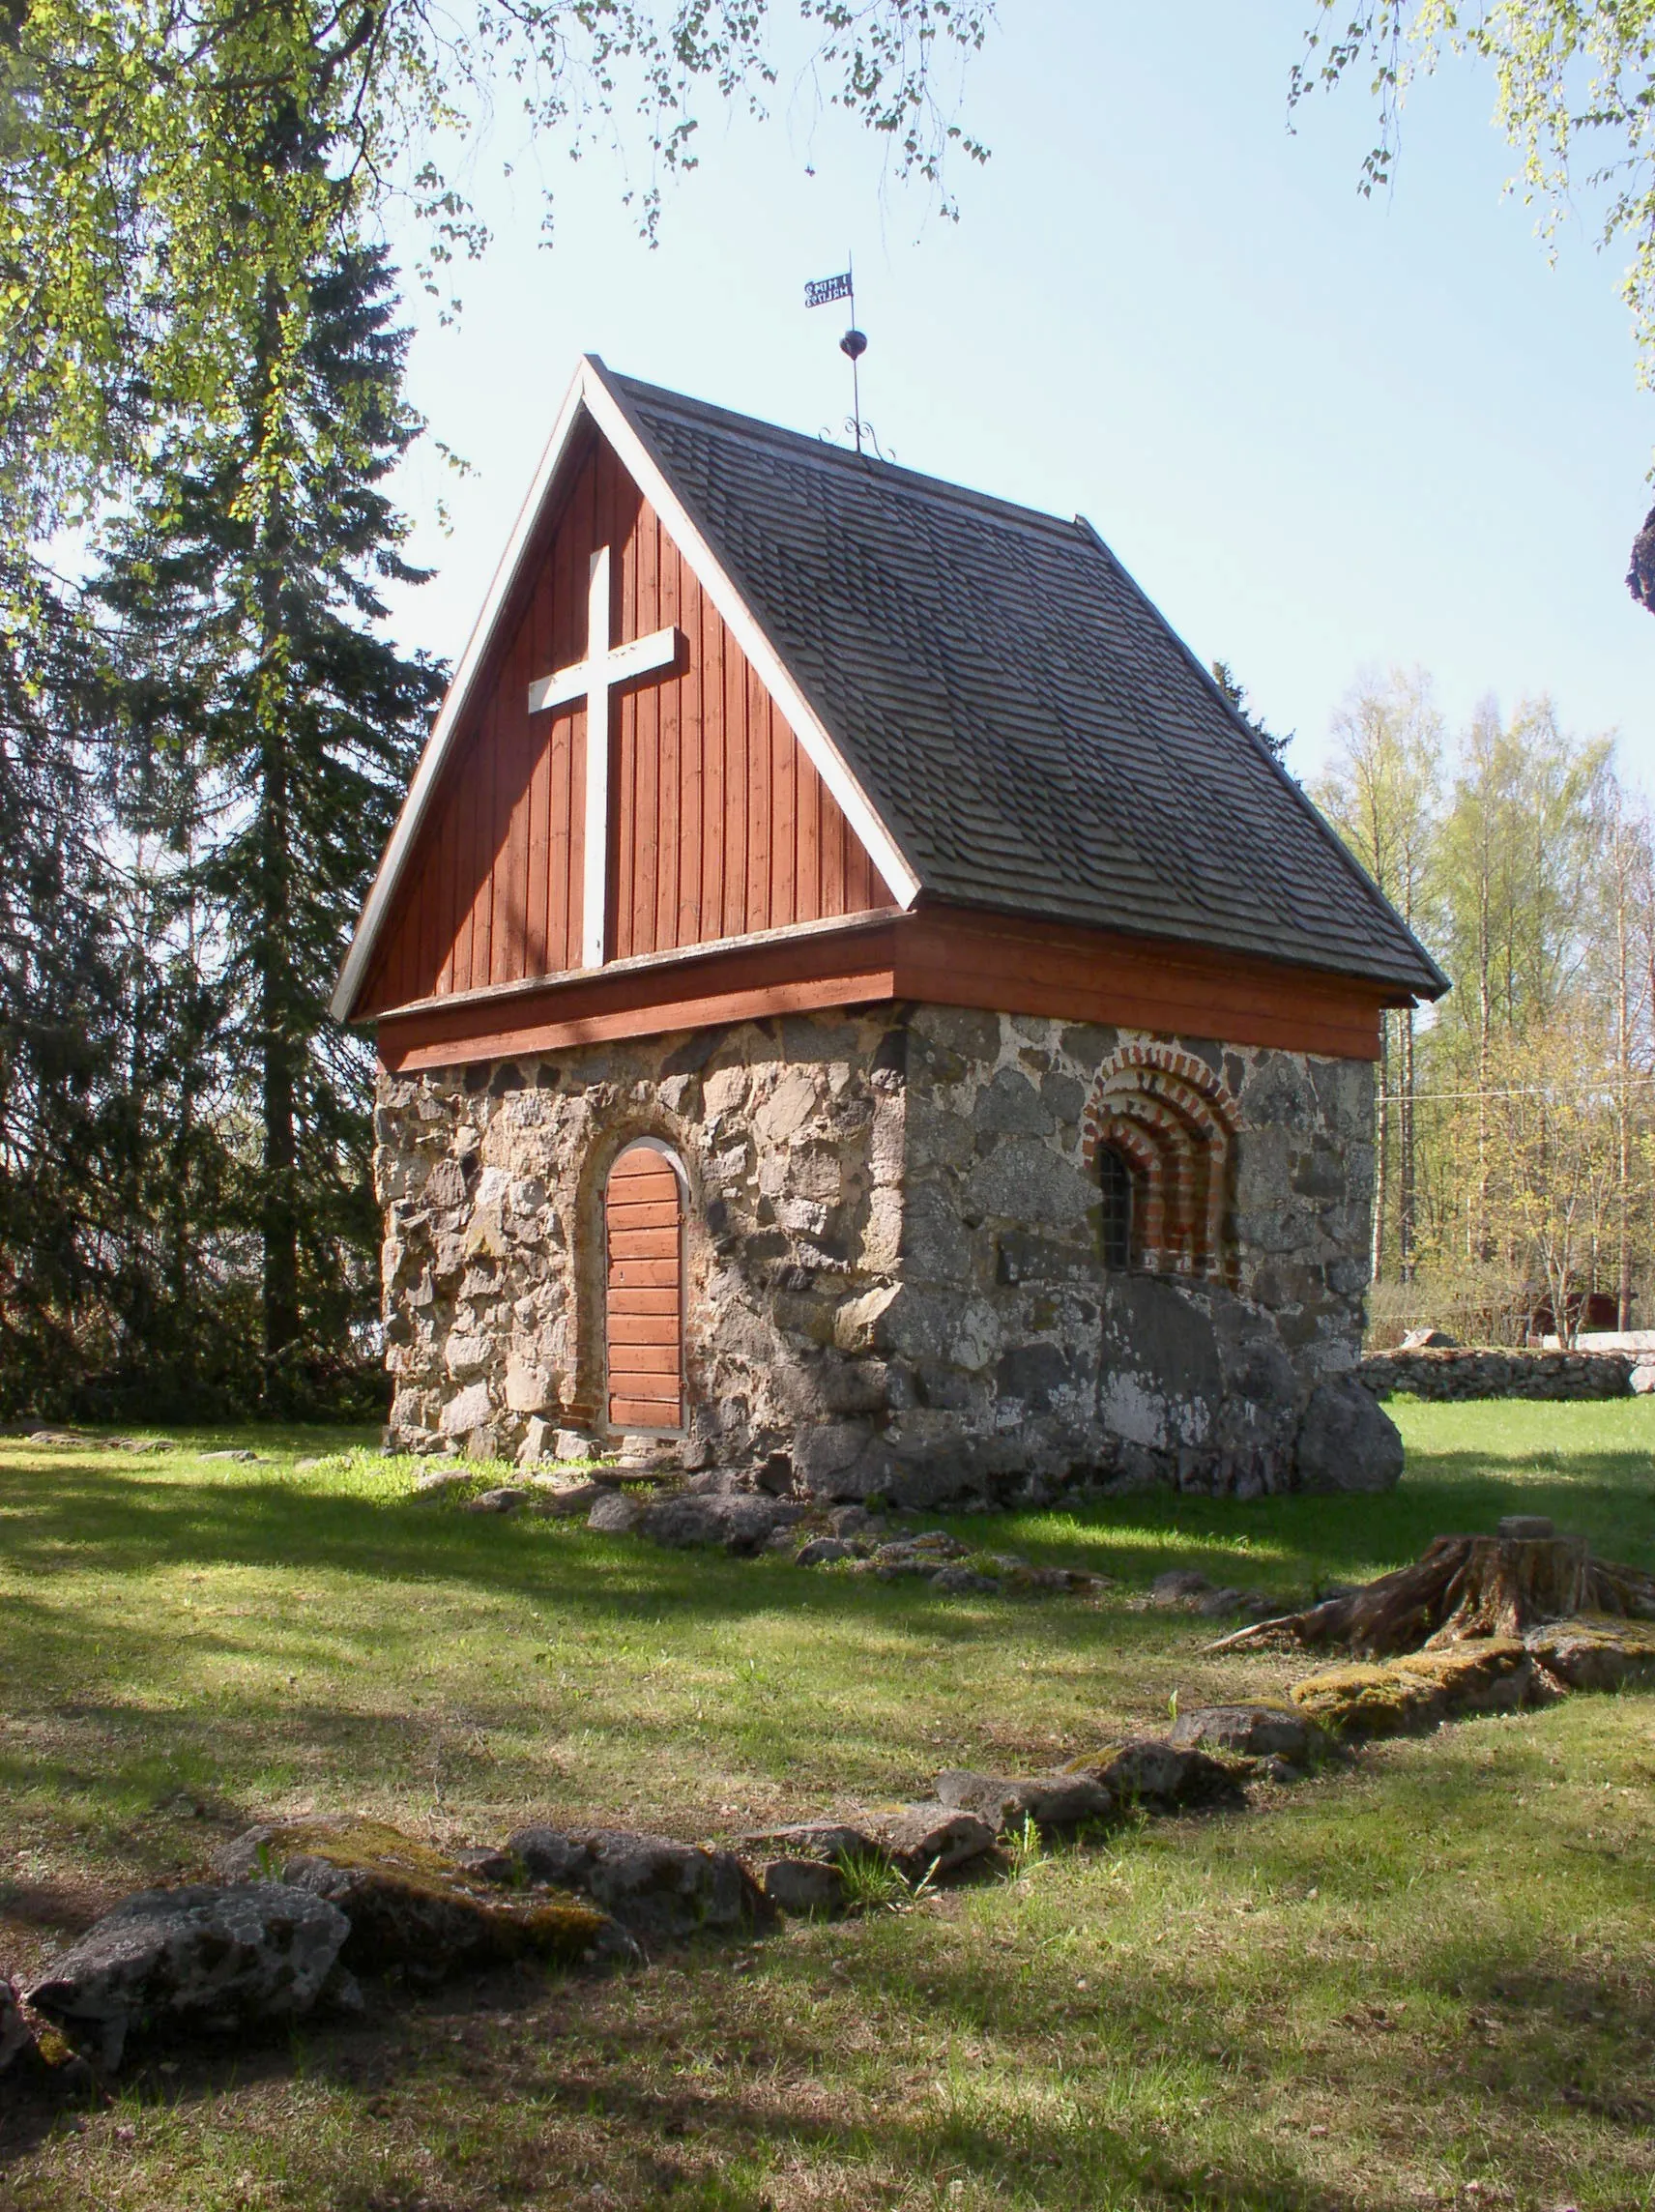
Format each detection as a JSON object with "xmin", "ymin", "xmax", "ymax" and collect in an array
[{"xmin": 381, "ymin": 1, "xmax": 1655, "ymax": 789}]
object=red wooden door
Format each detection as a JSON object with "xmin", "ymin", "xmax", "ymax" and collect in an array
[{"xmin": 604, "ymin": 1144, "xmax": 684, "ymax": 1431}]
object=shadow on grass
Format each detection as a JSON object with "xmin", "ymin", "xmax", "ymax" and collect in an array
[
  {"xmin": 6, "ymin": 1438, "xmax": 1653, "ymax": 1587},
  {"xmin": 6, "ymin": 1778, "xmax": 1648, "ymax": 2212}
]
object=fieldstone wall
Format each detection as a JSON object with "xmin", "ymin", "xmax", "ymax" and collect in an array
[
  {"xmin": 374, "ymin": 1005, "xmax": 1389, "ymax": 1504},
  {"xmin": 375, "ymin": 1011, "xmax": 907, "ymax": 1472},
  {"xmin": 850, "ymin": 1009, "xmax": 1380, "ymax": 1504},
  {"xmin": 1356, "ymin": 1347, "xmax": 1638, "ymax": 1401}
]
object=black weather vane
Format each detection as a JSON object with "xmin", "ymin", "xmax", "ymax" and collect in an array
[{"xmin": 805, "ymin": 259, "xmax": 874, "ymax": 457}]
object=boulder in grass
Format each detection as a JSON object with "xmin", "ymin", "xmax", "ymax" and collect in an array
[
  {"xmin": 1293, "ymin": 1376, "xmax": 1405, "ymax": 1495},
  {"xmin": 1063, "ymin": 1739, "xmax": 1246, "ymax": 1812},
  {"xmin": 507, "ymin": 1826, "xmax": 772, "ymax": 1943},
  {"xmin": 1524, "ymin": 1615, "xmax": 1655, "ymax": 1693},
  {"xmin": 1289, "ymin": 1637, "xmax": 1536, "ymax": 1739},
  {"xmin": 587, "ymin": 1491, "xmax": 643, "ymax": 1534},
  {"xmin": 27, "ymin": 1883, "xmax": 353, "ymax": 2070},
  {"xmin": 412, "ymin": 1469, "xmax": 474, "ymax": 1501},
  {"xmin": 1, "ymin": 1977, "xmax": 39, "ymax": 2078},
  {"xmin": 634, "ymin": 1494, "xmax": 806, "ymax": 1556},
  {"xmin": 212, "ymin": 1818, "xmax": 625, "ymax": 1977},
  {"xmin": 1149, "ymin": 1569, "xmax": 1212, "ymax": 1608},
  {"xmin": 859, "ymin": 1804, "xmax": 997, "ymax": 1879},
  {"xmin": 927, "ymin": 1566, "xmax": 1002, "ymax": 1596},
  {"xmin": 796, "ymin": 1536, "xmax": 862, "ymax": 1566},
  {"xmin": 1168, "ymin": 1703, "xmax": 1323, "ymax": 1764},
  {"xmin": 934, "ymin": 1769, "xmax": 1115, "ymax": 1835},
  {"xmin": 462, "ymin": 1485, "xmax": 529, "ymax": 1514},
  {"xmin": 735, "ymin": 1820, "xmax": 879, "ymax": 1867},
  {"xmin": 531, "ymin": 1481, "xmax": 609, "ymax": 1518},
  {"xmin": 762, "ymin": 1859, "xmax": 847, "ymax": 1916}
]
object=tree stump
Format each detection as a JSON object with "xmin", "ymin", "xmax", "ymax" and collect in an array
[{"xmin": 1210, "ymin": 1528, "xmax": 1655, "ymax": 1661}]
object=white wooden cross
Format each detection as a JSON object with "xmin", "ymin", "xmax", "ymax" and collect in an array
[{"xmin": 527, "ymin": 544, "xmax": 680, "ymax": 970}]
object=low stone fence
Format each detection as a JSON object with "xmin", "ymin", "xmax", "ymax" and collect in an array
[{"xmin": 1356, "ymin": 1347, "xmax": 1640, "ymax": 1402}]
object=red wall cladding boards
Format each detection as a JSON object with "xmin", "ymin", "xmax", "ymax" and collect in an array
[{"xmin": 360, "ymin": 437, "xmax": 892, "ymax": 1015}]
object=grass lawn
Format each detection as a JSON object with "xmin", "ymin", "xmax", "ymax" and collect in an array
[{"xmin": 3, "ymin": 1401, "xmax": 1655, "ymax": 2209}]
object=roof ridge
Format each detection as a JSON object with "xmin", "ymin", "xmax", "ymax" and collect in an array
[{"xmin": 613, "ymin": 369, "xmax": 1087, "ymax": 543}]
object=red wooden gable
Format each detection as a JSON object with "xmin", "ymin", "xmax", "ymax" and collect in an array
[{"xmin": 357, "ymin": 432, "xmax": 894, "ymax": 1017}]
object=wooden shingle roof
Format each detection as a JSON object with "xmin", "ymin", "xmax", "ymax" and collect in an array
[{"xmin": 612, "ymin": 370, "xmax": 1446, "ymax": 1001}]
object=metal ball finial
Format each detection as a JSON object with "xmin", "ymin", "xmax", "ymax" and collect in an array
[{"xmin": 839, "ymin": 328, "xmax": 868, "ymax": 363}]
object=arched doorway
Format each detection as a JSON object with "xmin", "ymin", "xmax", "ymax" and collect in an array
[{"xmin": 603, "ymin": 1141, "xmax": 685, "ymax": 1433}]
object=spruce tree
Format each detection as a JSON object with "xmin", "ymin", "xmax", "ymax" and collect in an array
[
  {"xmin": 96, "ymin": 241, "xmax": 444, "ymax": 1407},
  {"xmin": 0, "ymin": 557, "xmax": 133, "ymax": 1410}
]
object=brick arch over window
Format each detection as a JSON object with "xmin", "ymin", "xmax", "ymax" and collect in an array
[{"xmin": 1081, "ymin": 1044, "xmax": 1240, "ymax": 1279}]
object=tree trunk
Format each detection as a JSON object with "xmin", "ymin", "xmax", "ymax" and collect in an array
[
  {"xmin": 1399, "ymin": 1004, "xmax": 1416, "ymax": 1282},
  {"xmin": 1371, "ymin": 1012, "xmax": 1389, "ymax": 1290},
  {"xmin": 253, "ymin": 276, "xmax": 300, "ymax": 1382}
]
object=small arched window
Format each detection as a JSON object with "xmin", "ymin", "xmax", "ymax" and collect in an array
[{"xmin": 1097, "ymin": 1145, "xmax": 1137, "ymax": 1270}]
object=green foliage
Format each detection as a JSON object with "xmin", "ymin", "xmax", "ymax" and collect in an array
[
  {"xmin": 1314, "ymin": 669, "xmax": 1647, "ymax": 1333},
  {"xmin": 1208, "ymin": 657, "xmax": 1294, "ymax": 763},
  {"xmin": 0, "ymin": 236, "xmax": 438, "ymax": 1420},
  {"xmin": 84, "ymin": 237, "xmax": 443, "ymax": 1404},
  {"xmin": 0, "ymin": 559, "xmax": 134, "ymax": 1410},
  {"xmin": 1295, "ymin": 5, "xmax": 1655, "ymax": 440},
  {"xmin": 834, "ymin": 1848, "xmax": 922, "ymax": 1913},
  {"xmin": 0, "ymin": 0, "xmax": 992, "ymax": 541}
]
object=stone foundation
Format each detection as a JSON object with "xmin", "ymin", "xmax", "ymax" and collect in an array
[{"xmin": 374, "ymin": 1004, "xmax": 1389, "ymax": 1504}]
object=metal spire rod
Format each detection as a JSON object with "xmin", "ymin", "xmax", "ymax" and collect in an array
[{"xmin": 805, "ymin": 254, "xmax": 868, "ymax": 455}]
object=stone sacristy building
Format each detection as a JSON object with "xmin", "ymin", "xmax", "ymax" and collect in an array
[{"xmin": 334, "ymin": 357, "xmax": 1447, "ymax": 1505}]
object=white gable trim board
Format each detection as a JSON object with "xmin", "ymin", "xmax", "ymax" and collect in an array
[{"xmin": 332, "ymin": 355, "xmax": 920, "ymax": 1024}]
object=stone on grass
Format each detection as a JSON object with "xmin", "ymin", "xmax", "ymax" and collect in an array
[
  {"xmin": 762, "ymin": 1859, "xmax": 847, "ymax": 1916},
  {"xmin": 860, "ymin": 1805, "xmax": 997, "ymax": 1878},
  {"xmin": 587, "ymin": 1491, "xmax": 643, "ymax": 1534},
  {"xmin": 1168, "ymin": 1703, "xmax": 1321, "ymax": 1763},
  {"xmin": 796, "ymin": 1536, "xmax": 861, "ymax": 1566},
  {"xmin": 1631, "ymin": 1362, "xmax": 1655, "ymax": 1396},
  {"xmin": 212, "ymin": 1818, "xmax": 622, "ymax": 1977},
  {"xmin": 1289, "ymin": 1637, "xmax": 1535, "ymax": 1738},
  {"xmin": 412, "ymin": 1469, "xmax": 474, "ymax": 1500},
  {"xmin": 867, "ymin": 1533, "xmax": 969, "ymax": 1579},
  {"xmin": 1149, "ymin": 1570, "xmax": 1212, "ymax": 1607},
  {"xmin": 463, "ymin": 1485, "xmax": 528, "ymax": 1514},
  {"xmin": 635, "ymin": 1493, "xmax": 805, "ymax": 1555},
  {"xmin": 1192, "ymin": 1586, "xmax": 1250, "ymax": 1616},
  {"xmin": 532, "ymin": 1480, "xmax": 608, "ymax": 1518},
  {"xmin": 1293, "ymin": 1376, "xmax": 1404, "ymax": 1494},
  {"xmin": 507, "ymin": 1827, "xmax": 771, "ymax": 1943},
  {"xmin": 200, "ymin": 1448, "xmax": 260, "ymax": 1464},
  {"xmin": 1064, "ymin": 1739, "xmax": 1246, "ymax": 1812},
  {"xmin": 1, "ymin": 1977, "xmax": 38, "ymax": 2077},
  {"xmin": 828, "ymin": 1506, "xmax": 883, "ymax": 1538},
  {"xmin": 1524, "ymin": 1615, "xmax": 1655, "ymax": 1692},
  {"xmin": 927, "ymin": 1566, "xmax": 1002, "ymax": 1595},
  {"xmin": 991, "ymin": 1560, "xmax": 1113, "ymax": 1597},
  {"xmin": 736, "ymin": 1821, "xmax": 878, "ymax": 1867},
  {"xmin": 27, "ymin": 1883, "xmax": 353, "ymax": 2070},
  {"xmin": 934, "ymin": 1769, "xmax": 1115, "ymax": 1835}
]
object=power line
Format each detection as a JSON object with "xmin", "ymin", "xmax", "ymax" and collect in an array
[{"xmin": 1379, "ymin": 1076, "xmax": 1655, "ymax": 1104}]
